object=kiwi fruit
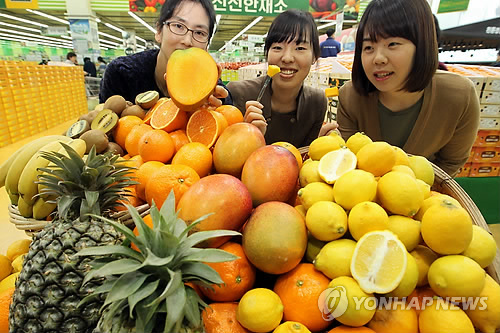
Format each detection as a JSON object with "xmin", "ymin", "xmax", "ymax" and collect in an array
[
  {"xmin": 80, "ymin": 129, "xmax": 109, "ymax": 154},
  {"xmin": 95, "ymin": 103, "xmax": 105, "ymax": 112},
  {"xmin": 121, "ymin": 105, "xmax": 146, "ymax": 119},
  {"xmin": 103, "ymin": 142, "xmax": 124, "ymax": 156},
  {"xmin": 66, "ymin": 119, "xmax": 90, "ymax": 138},
  {"xmin": 104, "ymin": 95, "xmax": 127, "ymax": 116},
  {"xmin": 126, "ymin": 101, "xmax": 134, "ymax": 107},
  {"xmin": 82, "ymin": 109, "xmax": 100, "ymax": 125},
  {"xmin": 91, "ymin": 109, "xmax": 119, "ymax": 133},
  {"xmin": 136, "ymin": 90, "xmax": 159, "ymax": 109}
]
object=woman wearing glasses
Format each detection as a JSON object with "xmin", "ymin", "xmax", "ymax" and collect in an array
[
  {"xmin": 227, "ymin": 9, "xmax": 327, "ymax": 148},
  {"xmin": 99, "ymin": 0, "xmax": 231, "ymax": 107}
]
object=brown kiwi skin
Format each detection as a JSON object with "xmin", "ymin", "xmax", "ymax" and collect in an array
[
  {"xmin": 121, "ymin": 105, "xmax": 146, "ymax": 119},
  {"xmin": 82, "ymin": 109, "xmax": 100, "ymax": 124},
  {"xmin": 103, "ymin": 142, "xmax": 124, "ymax": 156},
  {"xmin": 104, "ymin": 95, "xmax": 127, "ymax": 116},
  {"xmin": 80, "ymin": 129, "xmax": 109, "ymax": 154}
]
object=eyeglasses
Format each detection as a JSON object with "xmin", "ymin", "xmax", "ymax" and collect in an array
[{"xmin": 163, "ymin": 21, "xmax": 209, "ymax": 43}]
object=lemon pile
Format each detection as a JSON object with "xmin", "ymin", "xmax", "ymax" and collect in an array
[
  {"xmin": 295, "ymin": 132, "xmax": 500, "ymax": 333},
  {"xmin": 0, "ymin": 239, "xmax": 30, "ymax": 293}
]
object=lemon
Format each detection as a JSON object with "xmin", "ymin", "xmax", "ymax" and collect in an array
[
  {"xmin": 273, "ymin": 321, "xmax": 311, "ymax": 333},
  {"xmin": 345, "ymin": 132, "xmax": 373, "ymax": 154},
  {"xmin": 386, "ymin": 215, "xmax": 421, "ymax": 251},
  {"xmin": 333, "ymin": 169, "xmax": 377, "ymax": 210},
  {"xmin": 0, "ymin": 272, "xmax": 19, "ymax": 293},
  {"xmin": 6, "ymin": 239, "xmax": 31, "ymax": 261},
  {"xmin": 309, "ymin": 135, "xmax": 344, "ymax": 161},
  {"xmin": 314, "ymin": 239, "xmax": 356, "ymax": 279},
  {"xmin": 419, "ymin": 299, "xmax": 475, "ymax": 333},
  {"xmin": 11, "ymin": 254, "xmax": 25, "ymax": 273},
  {"xmin": 326, "ymin": 276, "xmax": 376, "ymax": 326},
  {"xmin": 393, "ymin": 146, "xmax": 410, "ymax": 166},
  {"xmin": 416, "ymin": 179, "xmax": 431, "ymax": 199},
  {"xmin": 305, "ymin": 233, "xmax": 326, "ymax": 263},
  {"xmin": 295, "ymin": 205, "xmax": 306, "ymax": 219},
  {"xmin": 414, "ymin": 194, "xmax": 461, "ymax": 221},
  {"xmin": 427, "ymin": 255, "xmax": 485, "ymax": 298},
  {"xmin": 462, "ymin": 225, "xmax": 497, "ymax": 268},
  {"xmin": 465, "ymin": 274, "xmax": 500, "ymax": 333},
  {"xmin": 237, "ymin": 288, "xmax": 284, "ymax": 332},
  {"xmin": 299, "ymin": 160, "xmax": 322, "ymax": 187},
  {"xmin": 351, "ymin": 230, "xmax": 407, "ymax": 294},
  {"xmin": 356, "ymin": 141, "xmax": 397, "ymax": 176},
  {"xmin": 421, "ymin": 201, "xmax": 472, "ymax": 255},
  {"xmin": 318, "ymin": 147, "xmax": 357, "ymax": 184},
  {"xmin": 348, "ymin": 201, "xmax": 389, "ymax": 241},
  {"xmin": 297, "ymin": 182, "xmax": 334, "ymax": 210},
  {"xmin": 408, "ymin": 155, "xmax": 435, "ymax": 186},
  {"xmin": 387, "ymin": 252, "xmax": 419, "ymax": 297},
  {"xmin": 306, "ymin": 201, "xmax": 347, "ymax": 241},
  {"xmin": 410, "ymin": 245, "xmax": 438, "ymax": 287},
  {"xmin": 0, "ymin": 255, "xmax": 12, "ymax": 282},
  {"xmin": 377, "ymin": 171, "xmax": 424, "ymax": 217},
  {"xmin": 391, "ymin": 165, "xmax": 415, "ymax": 177}
]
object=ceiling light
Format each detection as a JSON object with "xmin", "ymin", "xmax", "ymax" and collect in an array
[
  {"xmin": 60, "ymin": 35, "xmax": 72, "ymax": 40},
  {"xmin": 104, "ymin": 22, "xmax": 125, "ymax": 34},
  {"xmin": 26, "ymin": 9, "xmax": 69, "ymax": 25},
  {"xmin": 317, "ymin": 21, "xmax": 336, "ymax": 30},
  {"xmin": 219, "ymin": 16, "xmax": 262, "ymax": 51},
  {"xmin": 0, "ymin": 22, "xmax": 40, "ymax": 33},
  {"xmin": 98, "ymin": 31, "xmax": 122, "ymax": 42},
  {"xmin": 136, "ymin": 36, "xmax": 146, "ymax": 44},
  {"xmin": 96, "ymin": 18, "xmax": 101, "ymax": 23},
  {"xmin": 0, "ymin": 12, "xmax": 48, "ymax": 27},
  {"xmin": 128, "ymin": 11, "xmax": 156, "ymax": 34},
  {"xmin": 0, "ymin": 33, "xmax": 72, "ymax": 48},
  {"xmin": 0, "ymin": 28, "xmax": 72, "ymax": 44}
]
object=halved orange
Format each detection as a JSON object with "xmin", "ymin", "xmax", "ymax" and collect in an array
[
  {"xmin": 143, "ymin": 97, "xmax": 168, "ymax": 125},
  {"xmin": 150, "ymin": 98, "xmax": 188, "ymax": 132},
  {"xmin": 186, "ymin": 110, "xmax": 228, "ymax": 148}
]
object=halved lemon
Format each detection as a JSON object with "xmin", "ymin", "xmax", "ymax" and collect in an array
[
  {"xmin": 318, "ymin": 147, "xmax": 357, "ymax": 184},
  {"xmin": 351, "ymin": 230, "xmax": 407, "ymax": 294}
]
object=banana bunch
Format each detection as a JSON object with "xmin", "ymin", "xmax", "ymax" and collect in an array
[{"xmin": 0, "ymin": 136, "xmax": 86, "ymax": 219}]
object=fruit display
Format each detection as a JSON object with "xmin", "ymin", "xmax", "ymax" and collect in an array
[{"xmin": 0, "ymin": 47, "xmax": 499, "ymax": 333}]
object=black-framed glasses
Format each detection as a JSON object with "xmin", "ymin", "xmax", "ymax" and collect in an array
[{"xmin": 163, "ymin": 21, "xmax": 209, "ymax": 43}]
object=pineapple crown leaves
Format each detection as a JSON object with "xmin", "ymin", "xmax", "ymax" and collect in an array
[
  {"xmin": 37, "ymin": 143, "xmax": 138, "ymax": 221},
  {"xmin": 76, "ymin": 191, "xmax": 240, "ymax": 333}
]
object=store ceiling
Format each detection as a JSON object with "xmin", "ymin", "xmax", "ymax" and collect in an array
[{"xmin": 0, "ymin": 8, "xmax": 318, "ymax": 52}]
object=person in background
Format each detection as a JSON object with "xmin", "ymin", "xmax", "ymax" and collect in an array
[
  {"xmin": 494, "ymin": 50, "xmax": 500, "ymax": 67},
  {"xmin": 99, "ymin": 0, "xmax": 231, "ymax": 106},
  {"xmin": 228, "ymin": 9, "xmax": 327, "ymax": 148},
  {"xmin": 320, "ymin": 28, "xmax": 342, "ymax": 58},
  {"xmin": 97, "ymin": 56, "xmax": 107, "ymax": 74},
  {"xmin": 65, "ymin": 52, "xmax": 77, "ymax": 65},
  {"xmin": 83, "ymin": 57, "xmax": 97, "ymax": 77},
  {"xmin": 433, "ymin": 14, "xmax": 448, "ymax": 71},
  {"xmin": 336, "ymin": 0, "xmax": 479, "ymax": 177}
]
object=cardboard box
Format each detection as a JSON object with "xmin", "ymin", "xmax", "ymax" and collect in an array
[
  {"xmin": 473, "ymin": 130, "xmax": 500, "ymax": 147},
  {"xmin": 481, "ymin": 91, "xmax": 500, "ymax": 105},
  {"xmin": 479, "ymin": 117, "xmax": 500, "ymax": 130},
  {"xmin": 472, "ymin": 147, "xmax": 500, "ymax": 163},
  {"xmin": 485, "ymin": 76, "xmax": 500, "ymax": 92},
  {"xmin": 456, "ymin": 163, "xmax": 471, "ymax": 178},
  {"xmin": 480, "ymin": 105, "xmax": 500, "ymax": 118},
  {"xmin": 469, "ymin": 163, "xmax": 500, "ymax": 177}
]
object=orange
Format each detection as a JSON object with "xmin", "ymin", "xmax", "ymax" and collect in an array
[
  {"xmin": 367, "ymin": 307, "xmax": 418, "ymax": 333},
  {"xmin": 124, "ymin": 123, "xmax": 153, "ymax": 157},
  {"xmin": 122, "ymin": 155, "xmax": 143, "ymax": 181},
  {"xmin": 201, "ymin": 242, "xmax": 256, "ymax": 302},
  {"xmin": 115, "ymin": 186, "xmax": 145, "ymax": 211},
  {"xmin": 113, "ymin": 115, "xmax": 143, "ymax": 149},
  {"xmin": 131, "ymin": 214, "xmax": 153, "ymax": 251},
  {"xmin": 272, "ymin": 141, "xmax": 303, "ymax": 169},
  {"xmin": 0, "ymin": 287, "xmax": 15, "ymax": 333},
  {"xmin": 216, "ymin": 105, "xmax": 244, "ymax": 126},
  {"xmin": 273, "ymin": 263, "xmax": 331, "ymax": 332},
  {"xmin": 135, "ymin": 161, "xmax": 165, "ymax": 201},
  {"xmin": 145, "ymin": 164, "xmax": 200, "ymax": 208},
  {"xmin": 171, "ymin": 142, "xmax": 213, "ymax": 178},
  {"xmin": 186, "ymin": 110, "xmax": 228, "ymax": 148},
  {"xmin": 328, "ymin": 326, "xmax": 376, "ymax": 333},
  {"xmin": 202, "ymin": 302, "xmax": 251, "ymax": 333},
  {"xmin": 150, "ymin": 98, "xmax": 188, "ymax": 132},
  {"xmin": 138, "ymin": 129, "xmax": 175, "ymax": 163},
  {"xmin": 143, "ymin": 97, "xmax": 169, "ymax": 125},
  {"xmin": 169, "ymin": 129, "xmax": 190, "ymax": 153}
]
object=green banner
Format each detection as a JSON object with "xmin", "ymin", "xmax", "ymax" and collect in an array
[
  {"xmin": 0, "ymin": 0, "xmax": 5, "ymax": 8},
  {"xmin": 213, "ymin": 0, "xmax": 308, "ymax": 16},
  {"xmin": 437, "ymin": 0, "xmax": 470, "ymax": 13}
]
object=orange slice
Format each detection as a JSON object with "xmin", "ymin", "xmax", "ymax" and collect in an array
[
  {"xmin": 186, "ymin": 110, "xmax": 228, "ymax": 148},
  {"xmin": 150, "ymin": 98, "xmax": 188, "ymax": 132}
]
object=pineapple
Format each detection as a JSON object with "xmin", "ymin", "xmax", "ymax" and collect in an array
[
  {"xmin": 9, "ymin": 144, "xmax": 137, "ymax": 333},
  {"xmin": 77, "ymin": 191, "xmax": 240, "ymax": 333}
]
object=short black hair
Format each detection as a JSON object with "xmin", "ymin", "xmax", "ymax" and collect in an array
[
  {"xmin": 351, "ymin": 0, "xmax": 438, "ymax": 96},
  {"xmin": 264, "ymin": 9, "xmax": 320, "ymax": 61},
  {"xmin": 156, "ymin": 0, "xmax": 216, "ymax": 41},
  {"xmin": 66, "ymin": 52, "xmax": 76, "ymax": 60},
  {"xmin": 83, "ymin": 57, "xmax": 90, "ymax": 62},
  {"xmin": 326, "ymin": 28, "xmax": 334, "ymax": 37}
]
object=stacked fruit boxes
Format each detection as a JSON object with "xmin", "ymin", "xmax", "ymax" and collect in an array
[{"xmin": 0, "ymin": 61, "xmax": 87, "ymax": 148}]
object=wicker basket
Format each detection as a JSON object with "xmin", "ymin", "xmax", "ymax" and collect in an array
[
  {"xmin": 298, "ymin": 146, "xmax": 500, "ymax": 284},
  {"xmin": 9, "ymin": 203, "xmax": 151, "ymax": 237}
]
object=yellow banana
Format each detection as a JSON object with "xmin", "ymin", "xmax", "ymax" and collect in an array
[
  {"xmin": 32, "ymin": 196, "xmax": 57, "ymax": 220},
  {"xmin": 37, "ymin": 139, "xmax": 87, "ymax": 196},
  {"xmin": 18, "ymin": 139, "xmax": 73, "ymax": 205},
  {"xmin": 7, "ymin": 189, "xmax": 19, "ymax": 205},
  {"xmin": 0, "ymin": 149, "xmax": 27, "ymax": 188},
  {"xmin": 5, "ymin": 135, "xmax": 71, "ymax": 197},
  {"xmin": 17, "ymin": 196, "xmax": 33, "ymax": 218}
]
